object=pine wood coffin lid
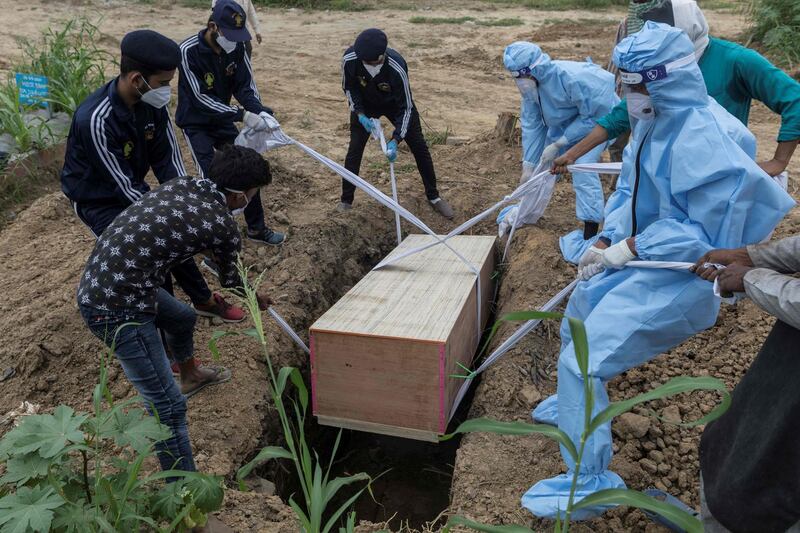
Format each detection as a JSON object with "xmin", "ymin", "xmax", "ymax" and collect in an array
[{"xmin": 310, "ymin": 234, "xmax": 496, "ymax": 342}]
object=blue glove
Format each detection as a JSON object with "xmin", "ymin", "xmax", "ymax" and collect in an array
[
  {"xmin": 386, "ymin": 139, "xmax": 398, "ymax": 163},
  {"xmin": 357, "ymin": 114, "xmax": 373, "ymax": 133}
]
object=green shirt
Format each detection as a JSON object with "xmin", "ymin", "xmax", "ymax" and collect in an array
[{"xmin": 598, "ymin": 37, "xmax": 800, "ymax": 142}]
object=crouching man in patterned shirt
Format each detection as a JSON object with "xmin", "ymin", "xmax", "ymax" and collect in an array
[{"xmin": 76, "ymin": 145, "xmax": 272, "ymax": 481}]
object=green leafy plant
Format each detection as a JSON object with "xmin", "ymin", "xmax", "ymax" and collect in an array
[
  {"xmin": 250, "ymin": 0, "xmax": 369, "ymax": 11},
  {"xmin": 210, "ymin": 261, "xmax": 373, "ymax": 533},
  {"xmin": 409, "ymin": 16, "xmax": 523, "ymax": 26},
  {"xmin": 745, "ymin": 0, "xmax": 800, "ymax": 68},
  {"xmin": 0, "ymin": 81, "xmax": 54, "ymax": 154},
  {"xmin": 15, "ymin": 18, "xmax": 112, "ymax": 115},
  {"xmin": 0, "ymin": 325, "xmax": 224, "ymax": 532},
  {"xmin": 443, "ymin": 311, "xmax": 731, "ymax": 533}
]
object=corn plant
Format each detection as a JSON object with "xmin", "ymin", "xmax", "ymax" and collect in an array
[
  {"xmin": 443, "ymin": 311, "xmax": 731, "ymax": 533},
  {"xmin": 0, "ymin": 82, "xmax": 54, "ymax": 154},
  {"xmin": 0, "ymin": 325, "xmax": 224, "ymax": 532},
  {"xmin": 209, "ymin": 261, "xmax": 372, "ymax": 533},
  {"xmin": 15, "ymin": 18, "xmax": 112, "ymax": 115}
]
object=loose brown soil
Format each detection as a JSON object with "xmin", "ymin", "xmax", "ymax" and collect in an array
[{"xmin": 0, "ymin": 1, "xmax": 796, "ymax": 531}]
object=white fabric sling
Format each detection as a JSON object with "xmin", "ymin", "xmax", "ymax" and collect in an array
[{"xmin": 371, "ymin": 118, "xmax": 403, "ymax": 246}]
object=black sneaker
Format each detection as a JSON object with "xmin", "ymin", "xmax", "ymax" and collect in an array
[
  {"xmin": 247, "ymin": 228, "xmax": 286, "ymax": 246},
  {"xmin": 200, "ymin": 257, "xmax": 219, "ymax": 278}
]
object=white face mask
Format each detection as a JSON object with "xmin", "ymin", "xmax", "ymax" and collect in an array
[
  {"xmin": 627, "ymin": 91, "xmax": 655, "ymax": 122},
  {"xmin": 138, "ymin": 79, "xmax": 172, "ymax": 109},
  {"xmin": 228, "ymin": 190, "xmax": 252, "ymax": 216},
  {"xmin": 515, "ymin": 78, "xmax": 538, "ymax": 99},
  {"xmin": 216, "ymin": 32, "xmax": 237, "ymax": 54},
  {"xmin": 363, "ymin": 62, "xmax": 383, "ymax": 77}
]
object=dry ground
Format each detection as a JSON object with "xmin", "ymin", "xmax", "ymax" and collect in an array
[{"xmin": 0, "ymin": 0, "xmax": 796, "ymax": 531}]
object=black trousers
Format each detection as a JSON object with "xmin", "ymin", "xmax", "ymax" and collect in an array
[
  {"xmin": 72, "ymin": 200, "xmax": 212, "ymax": 305},
  {"xmin": 342, "ymin": 108, "xmax": 439, "ymax": 204},
  {"xmin": 183, "ymin": 125, "xmax": 266, "ymax": 233},
  {"xmin": 700, "ymin": 319, "xmax": 800, "ymax": 532}
]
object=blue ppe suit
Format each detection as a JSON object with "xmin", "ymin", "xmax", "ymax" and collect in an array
[
  {"xmin": 504, "ymin": 42, "xmax": 619, "ymax": 224},
  {"xmin": 523, "ymin": 22, "xmax": 796, "ymax": 519},
  {"xmin": 557, "ymin": 94, "xmax": 760, "ymax": 264}
]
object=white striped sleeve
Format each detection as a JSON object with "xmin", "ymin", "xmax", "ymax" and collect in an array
[
  {"xmin": 341, "ymin": 52, "xmax": 358, "ymax": 112},
  {"xmin": 242, "ymin": 50, "xmax": 261, "ymax": 100},
  {"xmin": 387, "ymin": 57, "xmax": 412, "ymax": 139},
  {"xmin": 89, "ymin": 99, "xmax": 142, "ymax": 204},
  {"xmin": 165, "ymin": 112, "xmax": 188, "ymax": 176},
  {"xmin": 180, "ymin": 37, "xmax": 239, "ymax": 115}
]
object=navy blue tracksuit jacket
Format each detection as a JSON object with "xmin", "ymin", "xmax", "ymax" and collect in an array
[
  {"xmin": 341, "ymin": 47, "xmax": 414, "ymax": 142},
  {"xmin": 175, "ymin": 30, "xmax": 269, "ymax": 130},
  {"xmin": 61, "ymin": 78, "xmax": 187, "ymax": 207}
]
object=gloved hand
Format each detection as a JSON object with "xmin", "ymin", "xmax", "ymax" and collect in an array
[
  {"xmin": 358, "ymin": 113, "xmax": 373, "ymax": 133},
  {"xmin": 578, "ymin": 245, "xmax": 604, "ymax": 281},
  {"xmin": 497, "ymin": 205, "xmax": 518, "ymax": 237},
  {"xmin": 258, "ymin": 111, "xmax": 280, "ymax": 131},
  {"xmin": 386, "ymin": 139, "xmax": 398, "ymax": 163},
  {"xmin": 539, "ymin": 136, "xmax": 568, "ymax": 167},
  {"xmin": 520, "ymin": 161, "xmax": 536, "ymax": 184},
  {"xmin": 243, "ymin": 110, "xmax": 263, "ymax": 129},
  {"xmin": 601, "ymin": 239, "xmax": 636, "ymax": 269}
]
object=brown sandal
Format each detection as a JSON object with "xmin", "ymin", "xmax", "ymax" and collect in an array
[{"xmin": 181, "ymin": 365, "xmax": 232, "ymax": 399}]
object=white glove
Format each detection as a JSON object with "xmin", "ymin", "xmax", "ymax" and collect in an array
[
  {"xmin": 601, "ymin": 240, "xmax": 636, "ymax": 269},
  {"xmin": 578, "ymin": 245, "xmax": 605, "ymax": 281},
  {"xmin": 243, "ymin": 110, "xmax": 263, "ymax": 129},
  {"xmin": 520, "ymin": 161, "xmax": 536, "ymax": 184},
  {"xmin": 539, "ymin": 136, "xmax": 568, "ymax": 167},
  {"xmin": 497, "ymin": 205, "xmax": 518, "ymax": 237},
  {"xmin": 258, "ymin": 111, "xmax": 280, "ymax": 131}
]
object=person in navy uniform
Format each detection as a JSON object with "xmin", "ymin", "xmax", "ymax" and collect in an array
[
  {"xmin": 339, "ymin": 28, "xmax": 453, "ymax": 219},
  {"xmin": 176, "ymin": 0, "xmax": 285, "ymax": 268},
  {"xmin": 61, "ymin": 29, "xmax": 245, "ymax": 324}
]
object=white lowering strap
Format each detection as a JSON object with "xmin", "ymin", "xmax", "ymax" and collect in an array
[
  {"xmin": 371, "ymin": 119, "xmax": 403, "ymax": 246},
  {"xmin": 268, "ymin": 306, "xmax": 310, "ymax": 355},
  {"xmin": 447, "ymin": 259, "xmax": 739, "ymax": 421},
  {"xmin": 257, "ymin": 127, "xmax": 484, "ymax": 340}
]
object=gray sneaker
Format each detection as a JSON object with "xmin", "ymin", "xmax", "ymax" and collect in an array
[
  {"xmin": 430, "ymin": 197, "xmax": 454, "ymax": 219},
  {"xmin": 336, "ymin": 201, "xmax": 352, "ymax": 212}
]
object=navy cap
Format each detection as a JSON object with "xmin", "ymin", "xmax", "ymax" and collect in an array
[
  {"xmin": 354, "ymin": 29, "xmax": 388, "ymax": 61},
  {"xmin": 120, "ymin": 30, "xmax": 180, "ymax": 71},
  {"xmin": 212, "ymin": 0, "xmax": 251, "ymax": 42}
]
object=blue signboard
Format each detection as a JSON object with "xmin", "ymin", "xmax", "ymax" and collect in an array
[{"xmin": 15, "ymin": 73, "xmax": 50, "ymax": 109}]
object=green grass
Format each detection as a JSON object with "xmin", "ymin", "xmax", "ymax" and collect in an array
[
  {"xmin": 409, "ymin": 15, "xmax": 523, "ymax": 26},
  {"xmin": 745, "ymin": 0, "xmax": 800, "ymax": 67},
  {"xmin": 251, "ymin": 0, "xmax": 370, "ymax": 10},
  {"xmin": 484, "ymin": 0, "xmax": 626, "ymax": 9}
]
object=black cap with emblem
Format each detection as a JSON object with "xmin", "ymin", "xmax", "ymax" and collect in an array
[
  {"xmin": 354, "ymin": 28, "xmax": 388, "ymax": 62},
  {"xmin": 120, "ymin": 30, "xmax": 181, "ymax": 71},
  {"xmin": 212, "ymin": 0, "xmax": 251, "ymax": 42}
]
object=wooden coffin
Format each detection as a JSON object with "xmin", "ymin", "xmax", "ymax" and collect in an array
[{"xmin": 310, "ymin": 234, "xmax": 496, "ymax": 442}]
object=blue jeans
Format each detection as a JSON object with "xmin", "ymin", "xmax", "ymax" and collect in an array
[{"xmin": 80, "ymin": 289, "xmax": 197, "ymax": 474}]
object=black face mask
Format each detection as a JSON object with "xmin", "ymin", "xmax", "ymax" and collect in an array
[{"xmin": 642, "ymin": 0, "xmax": 675, "ymax": 26}]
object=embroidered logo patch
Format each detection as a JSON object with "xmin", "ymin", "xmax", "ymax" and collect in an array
[{"xmin": 123, "ymin": 141, "xmax": 134, "ymax": 159}]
